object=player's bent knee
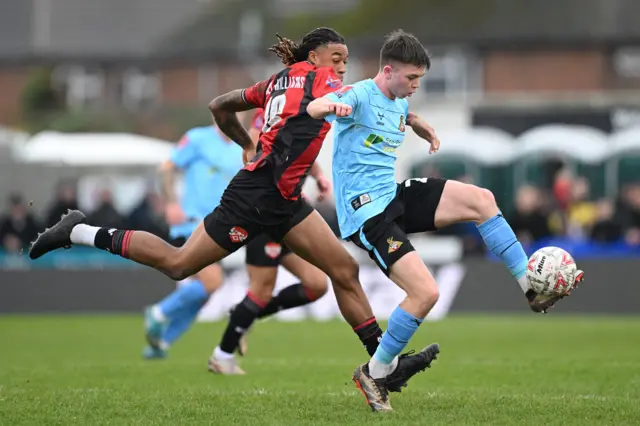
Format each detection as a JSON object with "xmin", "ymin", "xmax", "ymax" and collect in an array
[
  {"xmin": 412, "ymin": 282, "xmax": 440, "ymax": 313},
  {"xmin": 468, "ymin": 186, "xmax": 499, "ymax": 221},
  {"xmin": 248, "ymin": 271, "xmax": 277, "ymax": 303},
  {"xmin": 301, "ymin": 270, "xmax": 329, "ymax": 299},
  {"xmin": 248, "ymin": 284, "xmax": 274, "ymax": 305},
  {"xmin": 196, "ymin": 264, "xmax": 223, "ymax": 293}
]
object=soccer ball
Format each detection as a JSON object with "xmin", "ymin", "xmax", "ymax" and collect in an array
[{"xmin": 526, "ymin": 246, "xmax": 578, "ymax": 296}]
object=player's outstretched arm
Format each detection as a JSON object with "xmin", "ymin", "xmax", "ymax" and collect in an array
[
  {"xmin": 307, "ymin": 97, "xmax": 352, "ymax": 119},
  {"xmin": 407, "ymin": 112, "xmax": 440, "ymax": 154},
  {"xmin": 208, "ymin": 90, "xmax": 255, "ymax": 150}
]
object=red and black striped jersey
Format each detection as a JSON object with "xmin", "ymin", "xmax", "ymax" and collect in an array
[{"xmin": 241, "ymin": 61, "xmax": 343, "ymax": 200}]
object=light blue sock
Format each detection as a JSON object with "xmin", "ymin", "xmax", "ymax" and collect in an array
[
  {"xmin": 162, "ymin": 296, "xmax": 207, "ymax": 346},
  {"xmin": 158, "ymin": 280, "xmax": 209, "ymax": 321},
  {"xmin": 373, "ymin": 306, "xmax": 423, "ymax": 366},
  {"xmin": 477, "ymin": 213, "xmax": 529, "ymax": 286}
]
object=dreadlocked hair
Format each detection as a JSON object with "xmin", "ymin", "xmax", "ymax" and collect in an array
[{"xmin": 269, "ymin": 27, "xmax": 345, "ymax": 66}]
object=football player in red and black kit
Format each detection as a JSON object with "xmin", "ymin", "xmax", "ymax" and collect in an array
[
  {"xmin": 29, "ymin": 28, "xmax": 437, "ymax": 410},
  {"xmin": 209, "ymin": 107, "xmax": 333, "ymax": 374}
]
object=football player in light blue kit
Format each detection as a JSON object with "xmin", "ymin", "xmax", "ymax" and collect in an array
[
  {"xmin": 308, "ymin": 30, "xmax": 585, "ymax": 411},
  {"xmin": 143, "ymin": 125, "xmax": 243, "ymax": 359}
]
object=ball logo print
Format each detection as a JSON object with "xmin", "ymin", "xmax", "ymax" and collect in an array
[{"xmin": 228, "ymin": 227, "xmax": 248, "ymax": 243}]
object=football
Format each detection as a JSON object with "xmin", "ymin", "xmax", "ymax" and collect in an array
[{"xmin": 526, "ymin": 246, "xmax": 578, "ymax": 296}]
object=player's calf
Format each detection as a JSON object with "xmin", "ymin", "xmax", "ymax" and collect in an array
[
  {"xmin": 363, "ymin": 253, "xmax": 437, "ymax": 384},
  {"xmin": 255, "ymin": 255, "xmax": 328, "ymax": 320},
  {"xmin": 282, "ymin": 210, "xmax": 375, "ymax": 329},
  {"xmin": 389, "ymin": 252, "xmax": 439, "ymax": 317},
  {"xmin": 214, "ymin": 290, "xmax": 267, "ymax": 362},
  {"xmin": 434, "ymin": 181, "xmax": 532, "ymax": 296},
  {"xmin": 30, "ymin": 212, "xmax": 228, "ymax": 282}
]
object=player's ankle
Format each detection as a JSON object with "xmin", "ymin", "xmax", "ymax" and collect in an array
[
  {"xmin": 69, "ymin": 224, "xmax": 99, "ymax": 246},
  {"xmin": 151, "ymin": 305, "xmax": 167, "ymax": 323},
  {"xmin": 91, "ymin": 227, "xmax": 133, "ymax": 257},
  {"xmin": 368, "ymin": 358, "xmax": 393, "ymax": 379},
  {"xmin": 213, "ymin": 346, "xmax": 234, "ymax": 360}
]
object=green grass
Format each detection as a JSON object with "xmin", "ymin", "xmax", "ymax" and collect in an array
[{"xmin": 0, "ymin": 315, "xmax": 639, "ymax": 425}]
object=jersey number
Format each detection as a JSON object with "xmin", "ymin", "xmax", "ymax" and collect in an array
[
  {"xmin": 405, "ymin": 178, "xmax": 428, "ymax": 187},
  {"xmin": 262, "ymin": 93, "xmax": 286, "ymax": 132}
]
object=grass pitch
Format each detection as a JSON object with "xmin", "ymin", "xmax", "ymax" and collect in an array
[{"xmin": 0, "ymin": 315, "xmax": 638, "ymax": 425}]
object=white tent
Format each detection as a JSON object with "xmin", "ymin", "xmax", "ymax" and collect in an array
[
  {"xmin": 515, "ymin": 124, "xmax": 609, "ymax": 164},
  {"xmin": 12, "ymin": 131, "xmax": 174, "ymax": 166},
  {"xmin": 606, "ymin": 126, "xmax": 640, "ymax": 195},
  {"xmin": 609, "ymin": 126, "xmax": 640, "ymax": 156},
  {"xmin": 409, "ymin": 127, "xmax": 516, "ymax": 166}
]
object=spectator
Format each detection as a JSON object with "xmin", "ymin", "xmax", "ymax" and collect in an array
[
  {"xmin": 86, "ymin": 189, "xmax": 124, "ymax": 229},
  {"xmin": 0, "ymin": 233, "xmax": 30, "ymax": 269},
  {"xmin": 45, "ymin": 180, "xmax": 79, "ymax": 227},
  {"xmin": 616, "ymin": 183, "xmax": 640, "ymax": 246},
  {"xmin": 508, "ymin": 185, "xmax": 552, "ymax": 244},
  {"xmin": 590, "ymin": 199, "xmax": 622, "ymax": 243},
  {"xmin": 127, "ymin": 191, "xmax": 169, "ymax": 240},
  {"xmin": 565, "ymin": 177, "xmax": 598, "ymax": 239},
  {"xmin": 0, "ymin": 193, "xmax": 40, "ymax": 251}
]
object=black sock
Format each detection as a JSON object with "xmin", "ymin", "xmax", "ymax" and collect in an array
[
  {"xmin": 94, "ymin": 228, "xmax": 132, "ymax": 256},
  {"xmin": 353, "ymin": 317, "xmax": 383, "ymax": 356},
  {"xmin": 257, "ymin": 283, "xmax": 316, "ymax": 319},
  {"xmin": 219, "ymin": 293, "xmax": 264, "ymax": 354}
]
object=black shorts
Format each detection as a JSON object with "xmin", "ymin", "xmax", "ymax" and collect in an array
[
  {"xmin": 245, "ymin": 233, "xmax": 292, "ymax": 267},
  {"xmin": 349, "ymin": 177, "xmax": 447, "ymax": 275},
  {"xmin": 204, "ymin": 164, "xmax": 313, "ymax": 253}
]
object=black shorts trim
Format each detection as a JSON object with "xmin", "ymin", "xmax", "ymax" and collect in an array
[{"xmin": 349, "ymin": 219, "xmax": 414, "ymax": 276}]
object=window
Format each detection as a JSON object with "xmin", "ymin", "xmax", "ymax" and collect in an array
[
  {"xmin": 422, "ymin": 48, "xmax": 482, "ymax": 99},
  {"xmin": 120, "ymin": 68, "xmax": 161, "ymax": 109},
  {"xmin": 613, "ymin": 47, "xmax": 640, "ymax": 78},
  {"xmin": 54, "ymin": 66, "xmax": 105, "ymax": 108}
]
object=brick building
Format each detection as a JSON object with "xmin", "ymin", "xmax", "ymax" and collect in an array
[{"xmin": 2, "ymin": 0, "xmax": 640, "ymax": 134}]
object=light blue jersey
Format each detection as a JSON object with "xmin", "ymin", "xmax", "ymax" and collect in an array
[
  {"xmin": 325, "ymin": 79, "xmax": 409, "ymax": 239},
  {"xmin": 169, "ymin": 126, "xmax": 243, "ymax": 238}
]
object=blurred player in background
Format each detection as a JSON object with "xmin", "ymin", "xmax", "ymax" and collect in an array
[
  {"xmin": 308, "ymin": 29, "xmax": 584, "ymax": 411},
  {"xmin": 142, "ymin": 124, "xmax": 242, "ymax": 359},
  {"xmin": 31, "ymin": 28, "xmax": 437, "ymax": 399}
]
